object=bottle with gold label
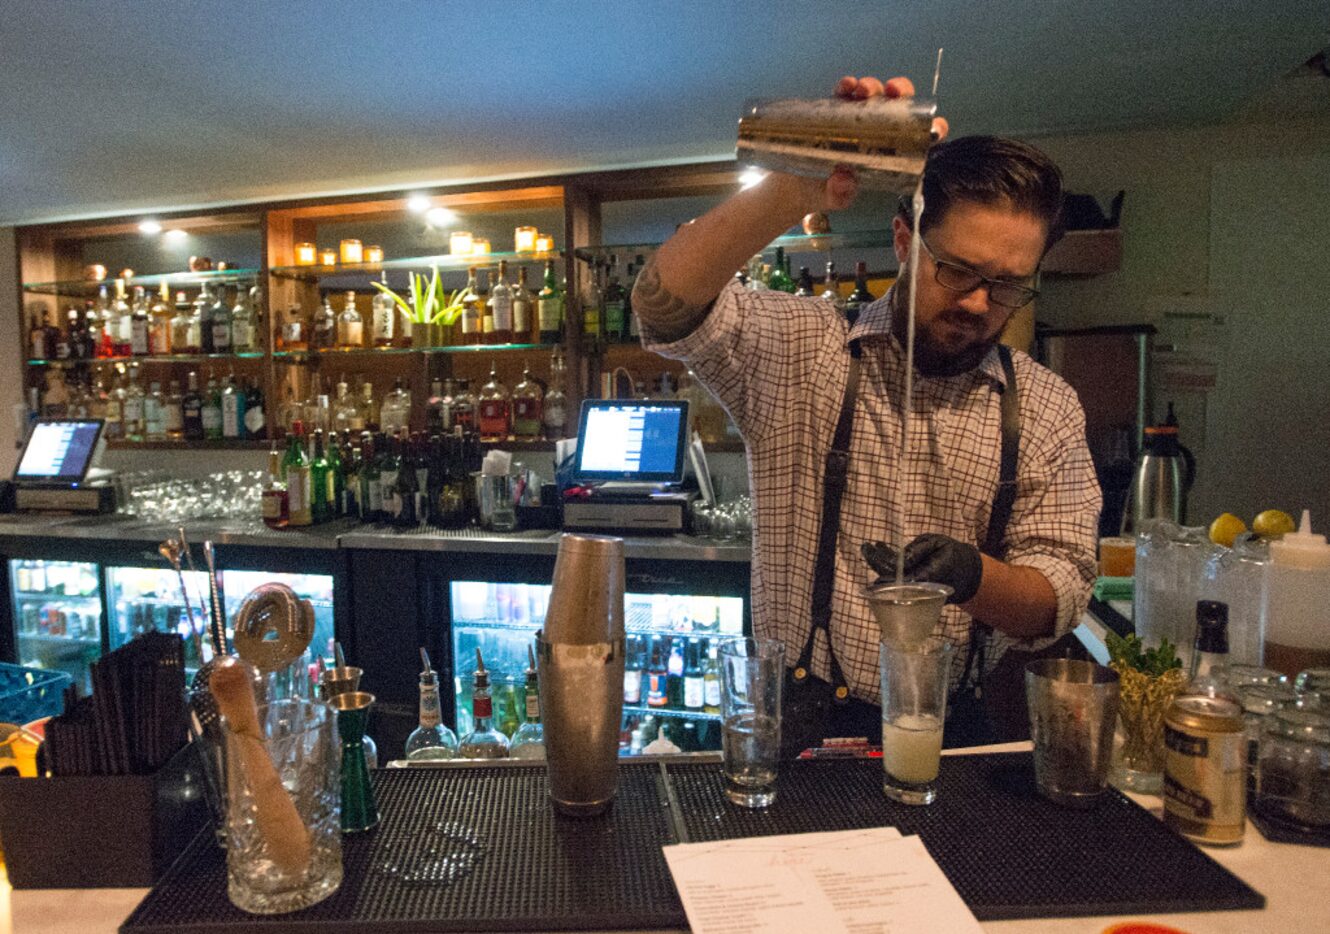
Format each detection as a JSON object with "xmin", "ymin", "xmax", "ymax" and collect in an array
[
  {"xmin": 511, "ymin": 365, "xmax": 543, "ymax": 440},
  {"xmin": 477, "ymin": 362, "xmax": 511, "ymax": 442},
  {"xmin": 337, "ymin": 290, "xmax": 364, "ymax": 348}
]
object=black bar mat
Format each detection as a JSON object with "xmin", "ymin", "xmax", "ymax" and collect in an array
[
  {"xmin": 667, "ymin": 752, "xmax": 1265, "ymax": 921},
  {"xmin": 121, "ymin": 763, "xmax": 686, "ymax": 933}
]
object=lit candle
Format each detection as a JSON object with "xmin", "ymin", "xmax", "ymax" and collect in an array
[
  {"xmin": 535, "ymin": 234, "xmax": 554, "ymax": 253},
  {"xmin": 319, "ymin": 248, "xmax": 338, "ymax": 266},
  {"xmin": 514, "ymin": 226, "xmax": 538, "ymax": 252},
  {"xmin": 119, "ymin": 268, "xmax": 135, "ymax": 280},
  {"xmin": 339, "ymin": 239, "xmax": 363, "ymax": 264},
  {"xmin": 294, "ymin": 242, "xmax": 317, "ymax": 265},
  {"xmin": 471, "ymin": 238, "xmax": 491, "ymax": 255},
  {"xmin": 365, "ymin": 245, "xmax": 384, "ymax": 264},
  {"xmin": 449, "ymin": 231, "xmax": 473, "ymax": 255}
]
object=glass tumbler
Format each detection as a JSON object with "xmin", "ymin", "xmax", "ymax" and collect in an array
[
  {"xmin": 880, "ymin": 638, "xmax": 953, "ymax": 805},
  {"xmin": 719, "ymin": 638, "xmax": 785, "ymax": 807}
]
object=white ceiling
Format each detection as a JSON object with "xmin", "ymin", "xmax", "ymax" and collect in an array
[{"xmin": 0, "ymin": 0, "xmax": 1325, "ymax": 225}]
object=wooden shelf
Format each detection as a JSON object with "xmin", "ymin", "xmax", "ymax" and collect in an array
[{"xmin": 1042, "ymin": 229, "xmax": 1122, "ymax": 276}]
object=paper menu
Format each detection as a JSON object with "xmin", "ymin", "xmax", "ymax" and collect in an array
[{"xmin": 663, "ymin": 828, "xmax": 982, "ymax": 934}]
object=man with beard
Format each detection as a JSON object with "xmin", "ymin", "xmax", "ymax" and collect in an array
[{"xmin": 630, "ymin": 76, "xmax": 1100, "ymax": 751}]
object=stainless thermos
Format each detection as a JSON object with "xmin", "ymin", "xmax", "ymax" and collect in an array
[
  {"xmin": 1129, "ymin": 408, "xmax": 1196, "ymax": 529},
  {"xmin": 537, "ymin": 533, "xmax": 625, "ymax": 817}
]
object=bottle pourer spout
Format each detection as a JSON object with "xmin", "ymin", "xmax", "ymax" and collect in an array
[{"xmin": 419, "ymin": 646, "xmax": 432, "ymax": 674}]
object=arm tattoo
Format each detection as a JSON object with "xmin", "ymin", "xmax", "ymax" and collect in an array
[{"xmin": 630, "ymin": 259, "xmax": 714, "ymax": 343}]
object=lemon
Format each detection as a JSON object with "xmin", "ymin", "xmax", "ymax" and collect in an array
[
  {"xmin": 1253, "ymin": 509, "xmax": 1296, "ymax": 540},
  {"xmin": 1208, "ymin": 513, "xmax": 1247, "ymax": 548}
]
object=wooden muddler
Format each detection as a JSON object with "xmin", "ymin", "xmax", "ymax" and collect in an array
[{"xmin": 210, "ymin": 657, "xmax": 312, "ymax": 878}]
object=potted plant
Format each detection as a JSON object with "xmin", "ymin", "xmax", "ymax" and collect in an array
[{"xmin": 371, "ymin": 266, "xmax": 467, "ymax": 349}]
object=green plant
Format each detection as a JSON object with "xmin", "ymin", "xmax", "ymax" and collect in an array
[{"xmin": 371, "ymin": 266, "xmax": 468, "ymax": 327}]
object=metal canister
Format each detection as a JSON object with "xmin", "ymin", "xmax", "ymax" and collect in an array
[{"xmin": 1162, "ymin": 693, "xmax": 1246, "ymax": 845}]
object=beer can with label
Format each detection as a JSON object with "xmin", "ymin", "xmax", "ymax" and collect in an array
[{"xmin": 1163, "ymin": 693, "xmax": 1246, "ymax": 845}]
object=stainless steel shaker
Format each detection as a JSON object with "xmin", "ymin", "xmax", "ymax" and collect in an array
[{"xmin": 537, "ymin": 533, "xmax": 625, "ymax": 817}]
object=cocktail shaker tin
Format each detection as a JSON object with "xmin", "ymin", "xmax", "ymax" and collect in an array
[{"xmin": 538, "ymin": 534, "xmax": 626, "ymax": 817}]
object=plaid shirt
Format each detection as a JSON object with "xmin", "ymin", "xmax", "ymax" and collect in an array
[{"xmin": 644, "ymin": 280, "xmax": 1101, "ymax": 701}]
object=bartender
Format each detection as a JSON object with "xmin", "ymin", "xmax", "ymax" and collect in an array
[{"xmin": 631, "ymin": 74, "xmax": 1100, "ymax": 753}]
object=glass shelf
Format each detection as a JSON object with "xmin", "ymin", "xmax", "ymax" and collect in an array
[
  {"xmin": 623, "ymin": 704, "xmax": 719, "ymax": 722},
  {"xmin": 22, "ymin": 267, "xmax": 261, "ymax": 297},
  {"xmin": 268, "ymin": 249, "xmax": 564, "ymax": 281},
  {"xmin": 26, "ymin": 351, "xmax": 266, "ymax": 366},
  {"xmin": 573, "ymin": 229, "xmax": 893, "ymax": 263},
  {"xmin": 272, "ymin": 342, "xmax": 554, "ymax": 360}
]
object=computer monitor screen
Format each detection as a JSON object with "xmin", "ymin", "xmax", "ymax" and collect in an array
[
  {"xmin": 573, "ymin": 400, "xmax": 690, "ymax": 483},
  {"xmin": 13, "ymin": 419, "xmax": 105, "ymax": 485}
]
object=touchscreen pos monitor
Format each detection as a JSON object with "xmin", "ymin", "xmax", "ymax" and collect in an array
[
  {"xmin": 13, "ymin": 419, "xmax": 106, "ymax": 486},
  {"xmin": 572, "ymin": 400, "xmax": 690, "ymax": 485}
]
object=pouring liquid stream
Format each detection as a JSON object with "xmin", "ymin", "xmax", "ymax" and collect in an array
[{"xmin": 895, "ymin": 179, "xmax": 926, "ymax": 586}]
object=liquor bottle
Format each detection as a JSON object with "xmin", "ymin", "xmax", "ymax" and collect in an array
[
  {"xmin": 767, "ymin": 247, "xmax": 795, "ymax": 293},
  {"xmin": 392, "ymin": 433, "xmax": 420, "ymax": 528},
  {"xmin": 339, "ymin": 432, "xmax": 360, "ymax": 520},
  {"xmin": 542, "ymin": 348, "xmax": 567, "ymax": 440},
  {"xmin": 111, "ymin": 282, "xmax": 133, "ymax": 356},
  {"xmin": 820, "ymin": 261, "xmax": 845, "ymax": 314},
  {"xmin": 646, "ymin": 637, "xmax": 668, "ymax": 708},
  {"xmin": 477, "ymin": 362, "xmax": 511, "ymax": 442},
  {"xmin": 195, "ymin": 285, "xmax": 216, "ymax": 354},
  {"xmin": 845, "ymin": 260, "xmax": 875, "ymax": 326},
  {"xmin": 310, "ymin": 429, "xmax": 331, "ymax": 523},
  {"xmin": 371, "ymin": 272, "xmax": 396, "ymax": 348},
  {"xmin": 230, "ymin": 286, "xmax": 256, "ymax": 353},
  {"xmin": 489, "ymin": 260, "xmax": 514, "ymax": 345},
  {"xmin": 583, "ymin": 259, "xmax": 604, "ymax": 344},
  {"xmin": 1188, "ymin": 600, "xmax": 1231, "ymax": 689},
  {"xmin": 703, "ymin": 641, "xmax": 722, "ymax": 715},
  {"xmin": 623, "ymin": 634, "xmax": 644, "ymax": 705},
  {"xmin": 129, "ymin": 287, "xmax": 151, "ymax": 355},
  {"xmin": 602, "ymin": 255, "xmax": 625, "ymax": 342},
  {"xmin": 794, "ymin": 266, "xmax": 815, "ymax": 297},
  {"xmin": 460, "ymin": 267, "xmax": 483, "ymax": 344},
  {"xmin": 458, "ymin": 648, "xmax": 510, "ymax": 758},
  {"xmin": 144, "ymin": 381, "xmax": 166, "ymax": 440},
  {"xmin": 378, "ymin": 432, "xmax": 401, "ymax": 523},
  {"xmin": 358, "ymin": 432, "xmax": 381, "ymax": 523},
  {"xmin": 149, "ymin": 284, "xmax": 172, "ymax": 354},
  {"xmin": 336, "ymin": 290, "xmax": 364, "ymax": 348},
  {"xmin": 380, "ymin": 377, "xmax": 411, "ymax": 434},
  {"xmin": 511, "ymin": 265, "xmax": 536, "ymax": 343},
  {"xmin": 666, "ymin": 638, "xmax": 686, "ymax": 709},
  {"xmin": 165, "ymin": 380, "xmax": 185, "ymax": 440},
  {"xmin": 283, "ymin": 420, "xmax": 313, "ymax": 526},
  {"xmin": 537, "ymin": 259, "xmax": 563, "ymax": 344},
  {"xmin": 475, "ymin": 269, "xmax": 493, "ymax": 344},
  {"xmin": 209, "ymin": 285, "xmax": 232, "ymax": 353},
  {"xmin": 261, "ymin": 448, "xmax": 289, "ymax": 529},
  {"xmin": 27, "ymin": 313, "xmax": 48, "ymax": 360},
  {"xmin": 425, "ymin": 379, "xmax": 448, "ymax": 435},
  {"xmin": 66, "ymin": 305, "xmax": 86, "ymax": 359},
  {"xmin": 244, "ymin": 377, "xmax": 266, "ymax": 439},
  {"xmin": 358, "ymin": 380, "xmax": 378, "ymax": 431},
  {"xmin": 201, "ymin": 374, "xmax": 223, "ymax": 440},
  {"xmin": 451, "ymin": 380, "xmax": 477, "ymax": 434},
  {"xmin": 509, "ymin": 645, "xmax": 545, "ymax": 759},
  {"xmin": 404, "ymin": 649, "xmax": 459, "ymax": 760},
  {"xmin": 220, "ymin": 373, "xmax": 246, "ymax": 439},
  {"xmin": 170, "ymin": 292, "xmax": 195, "ymax": 354},
  {"xmin": 281, "ymin": 305, "xmax": 307, "ymax": 352},
  {"xmin": 510, "ymin": 366, "xmax": 543, "ymax": 440},
  {"xmin": 683, "ymin": 638, "xmax": 705, "ymax": 711},
  {"xmin": 310, "ymin": 296, "xmax": 337, "ymax": 351},
  {"xmin": 122, "ymin": 364, "xmax": 146, "ymax": 442},
  {"xmin": 325, "ymin": 426, "xmax": 343, "ymax": 517},
  {"xmin": 181, "ymin": 370, "xmax": 204, "ymax": 440},
  {"xmin": 93, "ymin": 285, "xmax": 114, "ymax": 357},
  {"xmin": 332, "ymin": 378, "xmax": 359, "ymax": 432}
]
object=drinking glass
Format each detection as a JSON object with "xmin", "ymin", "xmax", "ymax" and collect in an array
[
  {"xmin": 225, "ymin": 699, "xmax": 341, "ymax": 914},
  {"xmin": 879, "ymin": 638, "xmax": 952, "ymax": 805},
  {"xmin": 719, "ymin": 638, "xmax": 784, "ymax": 807}
]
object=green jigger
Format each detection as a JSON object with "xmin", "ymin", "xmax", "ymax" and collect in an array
[{"xmin": 328, "ymin": 691, "xmax": 379, "ymax": 833}]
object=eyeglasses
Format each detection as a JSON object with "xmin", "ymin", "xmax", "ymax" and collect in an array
[{"xmin": 917, "ymin": 237, "xmax": 1040, "ymax": 309}]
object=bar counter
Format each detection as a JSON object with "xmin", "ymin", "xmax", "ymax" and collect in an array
[{"xmin": 3, "ymin": 743, "xmax": 1326, "ymax": 934}]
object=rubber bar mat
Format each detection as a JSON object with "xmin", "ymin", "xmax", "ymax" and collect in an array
[
  {"xmin": 120, "ymin": 763, "xmax": 686, "ymax": 933},
  {"xmin": 667, "ymin": 753, "xmax": 1265, "ymax": 921}
]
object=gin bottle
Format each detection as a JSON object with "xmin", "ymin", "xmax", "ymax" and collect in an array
[
  {"xmin": 405, "ymin": 648, "xmax": 459, "ymax": 761},
  {"xmin": 458, "ymin": 648, "xmax": 510, "ymax": 758},
  {"xmin": 509, "ymin": 645, "xmax": 545, "ymax": 759}
]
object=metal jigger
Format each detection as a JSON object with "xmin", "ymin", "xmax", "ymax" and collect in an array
[
  {"xmin": 327, "ymin": 691, "xmax": 379, "ymax": 833},
  {"xmin": 866, "ymin": 581, "xmax": 953, "ymax": 648},
  {"xmin": 538, "ymin": 534, "xmax": 625, "ymax": 817}
]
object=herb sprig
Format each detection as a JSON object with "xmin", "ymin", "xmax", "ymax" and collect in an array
[{"xmin": 1105, "ymin": 631, "xmax": 1183, "ymax": 677}]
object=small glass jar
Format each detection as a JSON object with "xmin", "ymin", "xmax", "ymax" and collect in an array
[
  {"xmin": 1256, "ymin": 708, "xmax": 1330, "ymax": 829},
  {"xmin": 514, "ymin": 226, "xmax": 538, "ymax": 252},
  {"xmin": 449, "ymin": 231, "xmax": 474, "ymax": 256},
  {"xmin": 1239, "ymin": 684, "xmax": 1297, "ymax": 793},
  {"xmin": 319, "ymin": 248, "xmax": 338, "ymax": 266},
  {"xmin": 471, "ymin": 238, "xmax": 491, "ymax": 255},
  {"xmin": 535, "ymin": 234, "xmax": 554, "ymax": 253},
  {"xmin": 294, "ymin": 242, "xmax": 317, "ymax": 265},
  {"xmin": 365, "ymin": 245, "xmax": 384, "ymax": 264},
  {"xmin": 339, "ymin": 239, "xmax": 363, "ymax": 264}
]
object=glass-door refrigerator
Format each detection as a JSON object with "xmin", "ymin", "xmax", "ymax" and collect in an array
[
  {"xmin": 449, "ymin": 580, "xmax": 745, "ymax": 754},
  {"xmin": 8, "ymin": 559, "xmax": 102, "ymax": 696}
]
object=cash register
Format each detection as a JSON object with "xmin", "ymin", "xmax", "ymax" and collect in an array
[
  {"xmin": 562, "ymin": 399, "xmax": 696, "ymax": 533},
  {"xmin": 10, "ymin": 418, "xmax": 116, "ymax": 513}
]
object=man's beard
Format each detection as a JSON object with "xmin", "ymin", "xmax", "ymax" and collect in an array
[{"xmin": 891, "ymin": 283, "xmax": 1002, "ymax": 378}]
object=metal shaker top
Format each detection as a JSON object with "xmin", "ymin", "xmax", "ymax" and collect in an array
[{"xmin": 543, "ymin": 533, "xmax": 625, "ymax": 645}]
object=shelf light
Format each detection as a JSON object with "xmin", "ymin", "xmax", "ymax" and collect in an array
[
  {"xmin": 739, "ymin": 169, "xmax": 766, "ymax": 189},
  {"xmin": 294, "ymin": 242, "xmax": 317, "ymax": 265},
  {"xmin": 339, "ymin": 239, "xmax": 363, "ymax": 264},
  {"xmin": 406, "ymin": 194, "xmax": 432, "ymax": 214},
  {"xmin": 138, "ymin": 220, "xmax": 162, "ymax": 236},
  {"xmin": 426, "ymin": 206, "xmax": 457, "ymax": 228},
  {"xmin": 535, "ymin": 234, "xmax": 555, "ymax": 253},
  {"xmin": 163, "ymin": 229, "xmax": 188, "ymax": 242},
  {"xmin": 319, "ymin": 247, "xmax": 338, "ymax": 266},
  {"xmin": 365, "ymin": 245, "xmax": 384, "ymax": 264},
  {"xmin": 449, "ymin": 231, "xmax": 474, "ymax": 255},
  {"xmin": 514, "ymin": 226, "xmax": 538, "ymax": 252},
  {"xmin": 471, "ymin": 238, "xmax": 491, "ymax": 255}
]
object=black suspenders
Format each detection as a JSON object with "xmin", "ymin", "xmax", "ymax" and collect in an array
[{"xmin": 793, "ymin": 340, "xmax": 1020, "ymax": 703}]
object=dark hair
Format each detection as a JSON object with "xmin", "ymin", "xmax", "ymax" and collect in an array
[{"xmin": 897, "ymin": 135, "xmax": 1065, "ymax": 252}]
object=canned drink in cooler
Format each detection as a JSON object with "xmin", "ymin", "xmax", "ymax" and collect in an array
[{"xmin": 1163, "ymin": 693, "xmax": 1246, "ymax": 845}]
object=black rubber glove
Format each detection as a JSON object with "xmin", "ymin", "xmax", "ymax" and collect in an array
[{"xmin": 861, "ymin": 535, "xmax": 983, "ymax": 605}]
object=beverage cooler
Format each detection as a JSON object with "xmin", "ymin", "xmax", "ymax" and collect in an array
[
  {"xmin": 8, "ymin": 559, "xmax": 102, "ymax": 695},
  {"xmin": 447, "ymin": 569, "xmax": 747, "ymax": 756}
]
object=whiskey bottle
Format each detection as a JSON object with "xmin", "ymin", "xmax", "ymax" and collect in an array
[
  {"xmin": 310, "ymin": 296, "xmax": 337, "ymax": 351},
  {"xmin": 405, "ymin": 649, "xmax": 458, "ymax": 760},
  {"xmin": 150, "ymin": 283, "xmax": 173, "ymax": 354},
  {"xmin": 144, "ymin": 381, "xmax": 166, "ymax": 441},
  {"xmin": 220, "ymin": 373, "xmax": 246, "ymax": 439},
  {"xmin": 489, "ymin": 260, "xmax": 514, "ymax": 345},
  {"xmin": 112, "ymin": 282, "xmax": 133, "ymax": 356},
  {"xmin": 230, "ymin": 286, "xmax": 256, "ymax": 353},
  {"xmin": 336, "ymin": 290, "xmax": 364, "ymax": 348},
  {"xmin": 122, "ymin": 363, "xmax": 146, "ymax": 442},
  {"xmin": 477, "ymin": 362, "xmax": 511, "ymax": 442},
  {"xmin": 283, "ymin": 420, "xmax": 313, "ymax": 526},
  {"xmin": 261, "ymin": 448, "xmax": 289, "ymax": 529},
  {"xmin": 201, "ymin": 374, "xmax": 223, "ymax": 440},
  {"xmin": 537, "ymin": 259, "xmax": 563, "ymax": 344},
  {"xmin": 164, "ymin": 380, "xmax": 185, "ymax": 440},
  {"xmin": 511, "ymin": 265, "xmax": 535, "ymax": 343},
  {"xmin": 195, "ymin": 285, "xmax": 216, "ymax": 354},
  {"xmin": 209, "ymin": 285, "xmax": 232, "ymax": 353},
  {"xmin": 820, "ymin": 261, "xmax": 845, "ymax": 314},
  {"xmin": 510, "ymin": 365, "xmax": 543, "ymax": 440},
  {"xmin": 458, "ymin": 648, "xmax": 510, "ymax": 758},
  {"xmin": 170, "ymin": 292, "xmax": 195, "ymax": 354},
  {"xmin": 370, "ymin": 272, "xmax": 395, "ymax": 347},
  {"xmin": 129, "ymin": 286, "xmax": 151, "ymax": 355},
  {"xmin": 460, "ymin": 267, "xmax": 482, "ymax": 345},
  {"xmin": 542, "ymin": 347, "xmax": 567, "ymax": 440}
]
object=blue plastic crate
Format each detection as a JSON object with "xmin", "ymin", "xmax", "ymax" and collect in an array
[{"xmin": 0, "ymin": 662, "xmax": 72, "ymax": 724}]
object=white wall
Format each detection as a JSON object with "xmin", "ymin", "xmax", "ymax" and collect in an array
[{"xmin": 1033, "ymin": 114, "xmax": 1330, "ymax": 528}]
